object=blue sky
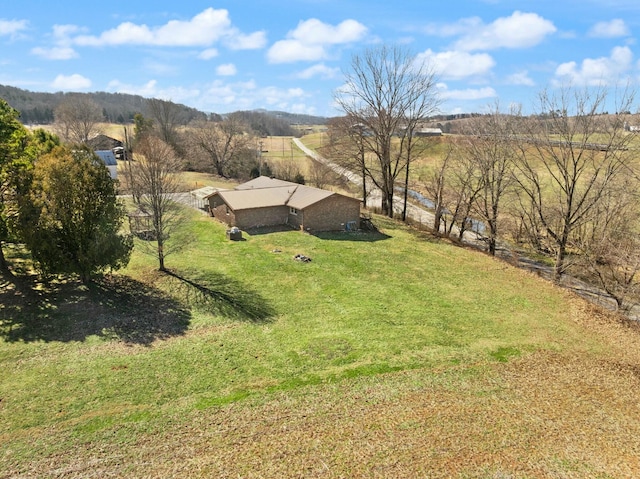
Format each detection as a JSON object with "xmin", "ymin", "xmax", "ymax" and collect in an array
[{"xmin": 1, "ymin": 0, "xmax": 640, "ymax": 116}]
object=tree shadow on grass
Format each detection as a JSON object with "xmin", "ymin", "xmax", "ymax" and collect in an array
[
  {"xmin": 0, "ymin": 272, "xmax": 190, "ymax": 345},
  {"xmin": 0, "ymin": 266, "xmax": 275, "ymax": 345},
  {"xmin": 162, "ymin": 269, "xmax": 276, "ymax": 323}
]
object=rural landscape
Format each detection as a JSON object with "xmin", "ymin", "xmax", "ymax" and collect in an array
[{"xmin": 4, "ymin": 42, "xmax": 640, "ymax": 479}]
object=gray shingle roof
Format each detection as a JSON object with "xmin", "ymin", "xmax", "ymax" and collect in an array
[{"xmin": 205, "ymin": 176, "xmax": 356, "ymax": 211}]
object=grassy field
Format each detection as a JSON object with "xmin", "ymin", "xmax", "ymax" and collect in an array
[{"xmin": 2, "ymin": 207, "xmax": 640, "ymax": 477}]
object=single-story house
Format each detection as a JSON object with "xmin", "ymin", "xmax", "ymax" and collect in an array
[
  {"xmin": 94, "ymin": 150, "xmax": 118, "ymax": 179},
  {"xmin": 205, "ymin": 176, "xmax": 361, "ymax": 232}
]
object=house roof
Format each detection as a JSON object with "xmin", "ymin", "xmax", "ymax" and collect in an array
[
  {"xmin": 234, "ymin": 176, "xmax": 295, "ymax": 190},
  {"xmin": 215, "ymin": 186, "xmax": 296, "ymax": 210},
  {"xmin": 191, "ymin": 186, "xmax": 224, "ymax": 201},
  {"xmin": 287, "ymin": 184, "xmax": 333, "ymax": 209},
  {"xmin": 206, "ymin": 176, "xmax": 357, "ymax": 211},
  {"xmin": 95, "ymin": 150, "xmax": 117, "ymax": 166},
  {"xmin": 88, "ymin": 134, "xmax": 123, "ymax": 150}
]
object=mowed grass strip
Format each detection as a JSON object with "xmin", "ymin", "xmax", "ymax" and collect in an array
[{"xmin": 2, "ymin": 207, "xmax": 635, "ymax": 477}]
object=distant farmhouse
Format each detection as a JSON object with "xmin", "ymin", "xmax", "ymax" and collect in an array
[
  {"xmin": 88, "ymin": 134, "xmax": 123, "ymax": 151},
  {"xmin": 415, "ymin": 127, "xmax": 442, "ymax": 137},
  {"xmin": 94, "ymin": 150, "xmax": 118, "ymax": 179},
  {"xmin": 88, "ymin": 134, "xmax": 124, "ymax": 179},
  {"xmin": 201, "ymin": 176, "xmax": 361, "ymax": 232}
]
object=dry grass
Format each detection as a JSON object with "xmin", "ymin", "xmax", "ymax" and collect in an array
[{"xmin": 6, "ymin": 301, "xmax": 640, "ymax": 478}]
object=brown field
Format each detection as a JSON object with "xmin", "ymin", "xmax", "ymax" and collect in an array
[{"xmin": 12, "ymin": 299, "xmax": 640, "ymax": 478}]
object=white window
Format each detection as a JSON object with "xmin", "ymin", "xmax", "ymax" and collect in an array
[{"xmin": 290, "ymin": 207, "xmax": 298, "ymax": 215}]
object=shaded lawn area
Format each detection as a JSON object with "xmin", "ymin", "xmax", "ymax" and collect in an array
[{"xmin": 2, "ymin": 210, "xmax": 640, "ymax": 477}]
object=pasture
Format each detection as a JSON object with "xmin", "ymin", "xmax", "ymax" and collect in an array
[{"xmin": 2, "ymin": 200, "xmax": 640, "ymax": 477}]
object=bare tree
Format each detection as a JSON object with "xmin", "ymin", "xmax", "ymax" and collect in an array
[
  {"xmin": 54, "ymin": 94, "xmax": 104, "ymax": 144},
  {"xmin": 274, "ymin": 157, "xmax": 304, "ymax": 183},
  {"xmin": 442, "ymin": 149, "xmax": 484, "ymax": 240},
  {"xmin": 513, "ymin": 86, "xmax": 637, "ymax": 281},
  {"xmin": 325, "ymin": 115, "xmax": 371, "ymax": 206},
  {"xmin": 423, "ymin": 144, "xmax": 454, "ymax": 234},
  {"xmin": 334, "ymin": 44, "xmax": 439, "ymax": 217},
  {"xmin": 573, "ymin": 177, "xmax": 640, "ymax": 311},
  {"xmin": 146, "ymin": 98, "xmax": 183, "ymax": 150},
  {"xmin": 308, "ymin": 159, "xmax": 340, "ymax": 190},
  {"xmin": 188, "ymin": 115, "xmax": 252, "ymax": 177},
  {"xmin": 458, "ymin": 103, "xmax": 520, "ymax": 255},
  {"xmin": 130, "ymin": 137, "xmax": 183, "ymax": 271}
]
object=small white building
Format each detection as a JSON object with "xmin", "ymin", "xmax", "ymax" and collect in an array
[{"xmin": 95, "ymin": 150, "xmax": 118, "ymax": 179}]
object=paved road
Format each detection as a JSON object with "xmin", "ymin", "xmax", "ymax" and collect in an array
[{"xmin": 292, "ymin": 137, "xmax": 478, "ymax": 241}]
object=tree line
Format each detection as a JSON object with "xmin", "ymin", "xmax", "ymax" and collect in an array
[{"xmin": 326, "ymin": 44, "xmax": 640, "ymax": 312}]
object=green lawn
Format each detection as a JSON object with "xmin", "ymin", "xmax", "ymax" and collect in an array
[{"xmin": 2, "ymin": 207, "xmax": 639, "ymax": 477}]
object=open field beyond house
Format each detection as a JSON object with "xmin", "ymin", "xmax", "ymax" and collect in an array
[{"xmin": 2, "ymin": 209, "xmax": 640, "ymax": 478}]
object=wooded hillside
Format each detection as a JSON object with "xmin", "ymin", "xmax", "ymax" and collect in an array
[{"xmin": 0, "ymin": 85, "xmax": 329, "ymax": 131}]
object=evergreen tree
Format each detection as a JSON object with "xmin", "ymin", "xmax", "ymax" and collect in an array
[
  {"xmin": 0, "ymin": 99, "xmax": 32, "ymax": 273},
  {"xmin": 24, "ymin": 146, "xmax": 132, "ymax": 282}
]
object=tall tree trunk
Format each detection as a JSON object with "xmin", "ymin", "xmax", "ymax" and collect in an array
[
  {"xmin": 554, "ymin": 243, "xmax": 566, "ymax": 282},
  {"xmin": 0, "ymin": 243, "xmax": 11, "ymax": 275},
  {"xmin": 386, "ymin": 189, "xmax": 394, "ymax": 218},
  {"xmin": 361, "ymin": 157, "xmax": 367, "ymax": 208},
  {"xmin": 157, "ymin": 240, "xmax": 166, "ymax": 271},
  {"xmin": 402, "ymin": 158, "xmax": 410, "ymax": 222}
]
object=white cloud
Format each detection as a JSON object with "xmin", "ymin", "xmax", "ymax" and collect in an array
[
  {"xmin": 199, "ymin": 48, "xmax": 219, "ymax": 60},
  {"xmin": 423, "ymin": 17, "xmax": 482, "ymax": 37},
  {"xmin": 268, "ymin": 41, "xmax": 326, "ymax": 63},
  {"xmin": 31, "ymin": 46, "xmax": 78, "ymax": 60},
  {"xmin": 290, "ymin": 103, "xmax": 317, "ymax": 115},
  {"xmin": 417, "ymin": 49, "xmax": 495, "ymax": 80},
  {"xmin": 75, "ymin": 8, "xmax": 230, "ymax": 46},
  {"xmin": 198, "ymin": 80, "xmax": 311, "ymax": 112},
  {"xmin": 588, "ymin": 19, "xmax": 630, "ymax": 38},
  {"xmin": 290, "ymin": 18, "xmax": 367, "ymax": 44},
  {"xmin": 51, "ymin": 74, "xmax": 91, "ymax": 90},
  {"xmin": 296, "ymin": 63, "xmax": 340, "ymax": 79},
  {"xmin": 31, "ymin": 24, "xmax": 84, "ymax": 60},
  {"xmin": 0, "ymin": 18, "xmax": 28, "ymax": 38},
  {"xmin": 52, "ymin": 24, "xmax": 84, "ymax": 40},
  {"xmin": 553, "ymin": 45, "xmax": 633, "ymax": 86},
  {"xmin": 438, "ymin": 84, "xmax": 498, "ymax": 101},
  {"xmin": 107, "ymin": 79, "xmax": 159, "ymax": 97},
  {"xmin": 216, "ymin": 63, "xmax": 237, "ymax": 76},
  {"xmin": 507, "ymin": 70, "xmax": 535, "ymax": 86},
  {"xmin": 226, "ymin": 30, "xmax": 267, "ymax": 50},
  {"xmin": 267, "ymin": 18, "xmax": 367, "ymax": 63},
  {"xmin": 106, "ymin": 79, "xmax": 201, "ymax": 104},
  {"xmin": 438, "ymin": 11, "xmax": 556, "ymax": 51},
  {"xmin": 73, "ymin": 8, "xmax": 264, "ymax": 50}
]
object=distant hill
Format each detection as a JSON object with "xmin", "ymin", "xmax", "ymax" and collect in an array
[
  {"xmin": 0, "ymin": 84, "xmax": 206, "ymax": 126},
  {"xmin": 0, "ymin": 85, "xmax": 328, "ymax": 129},
  {"xmin": 247, "ymin": 109, "xmax": 327, "ymax": 127}
]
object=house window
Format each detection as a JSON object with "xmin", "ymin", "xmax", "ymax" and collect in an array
[
  {"xmin": 226, "ymin": 206, "xmax": 230, "ymax": 215},
  {"xmin": 290, "ymin": 207, "xmax": 298, "ymax": 215}
]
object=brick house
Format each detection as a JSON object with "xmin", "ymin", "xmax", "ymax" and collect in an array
[{"xmin": 205, "ymin": 176, "xmax": 361, "ymax": 232}]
